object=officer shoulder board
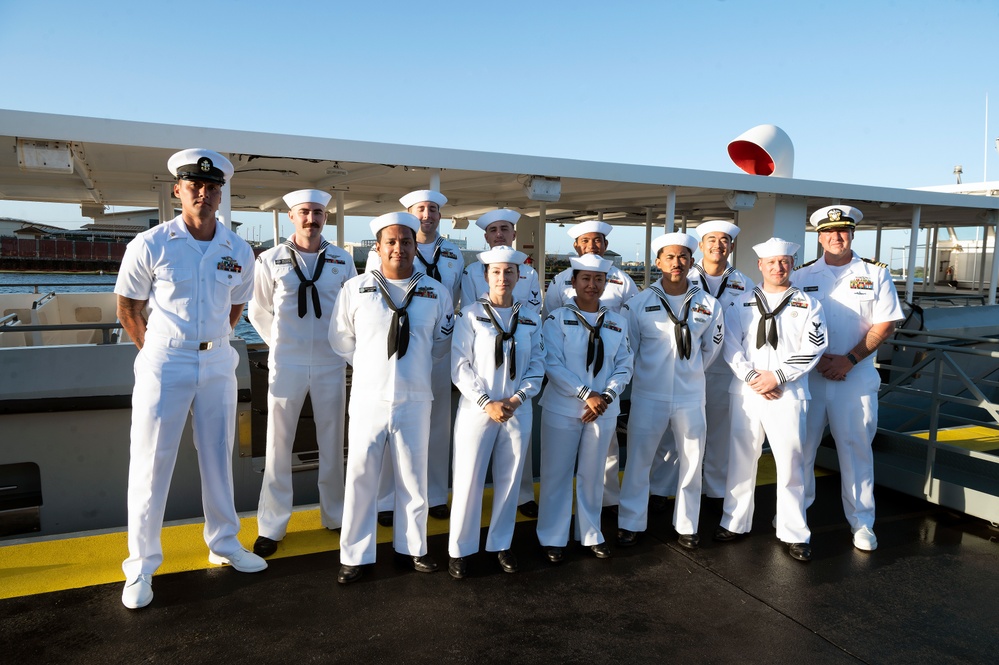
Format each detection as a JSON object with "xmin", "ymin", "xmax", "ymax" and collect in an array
[
  {"xmin": 794, "ymin": 258, "xmax": 818, "ymax": 271},
  {"xmin": 862, "ymin": 257, "xmax": 889, "ymax": 269}
]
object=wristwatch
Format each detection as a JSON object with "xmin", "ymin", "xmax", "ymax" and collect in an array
[{"xmin": 846, "ymin": 352, "xmax": 859, "ymax": 365}]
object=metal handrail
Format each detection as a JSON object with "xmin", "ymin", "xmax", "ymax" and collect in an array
[
  {"xmin": 877, "ymin": 333, "xmax": 999, "ymax": 501},
  {"xmin": 0, "ymin": 322, "xmax": 122, "ymax": 345}
]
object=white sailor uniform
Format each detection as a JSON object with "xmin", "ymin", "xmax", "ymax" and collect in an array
[
  {"xmin": 461, "ymin": 260, "xmax": 542, "ymax": 505},
  {"xmin": 721, "ymin": 285, "xmax": 827, "ymax": 543},
  {"xmin": 677, "ymin": 262, "xmax": 755, "ymax": 499},
  {"xmin": 618, "ymin": 281, "xmax": 723, "ymax": 536},
  {"xmin": 537, "ymin": 301, "xmax": 633, "ymax": 547},
  {"xmin": 460, "ymin": 260, "xmax": 542, "ymax": 314},
  {"xmin": 543, "ymin": 264, "xmax": 638, "ymax": 506},
  {"xmin": 330, "ymin": 270, "xmax": 454, "ymax": 566},
  {"xmin": 794, "ymin": 253, "xmax": 903, "ymax": 532},
  {"xmin": 366, "ymin": 238, "xmax": 464, "ymax": 509},
  {"xmin": 115, "ymin": 216, "xmax": 255, "ymax": 580},
  {"xmin": 249, "ymin": 239, "xmax": 356, "ymax": 538},
  {"xmin": 449, "ymin": 300, "xmax": 545, "ymax": 557}
]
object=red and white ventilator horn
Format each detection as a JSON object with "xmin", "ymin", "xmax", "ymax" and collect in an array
[{"xmin": 727, "ymin": 124, "xmax": 794, "ymax": 177}]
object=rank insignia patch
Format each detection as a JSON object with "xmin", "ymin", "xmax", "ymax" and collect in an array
[{"xmin": 808, "ymin": 321, "xmax": 826, "ymax": 346}]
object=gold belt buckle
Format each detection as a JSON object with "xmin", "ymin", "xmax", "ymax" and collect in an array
[{"xmin": 199, "ymin": 341, "xmax": 213, "ymax": 351}]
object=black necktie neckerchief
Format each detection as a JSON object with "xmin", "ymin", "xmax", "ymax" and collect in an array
[
  {"xmin": 371, "ymin": 270, "xmax": 423, "ymax": 359},
  {"xmin": 753, "ymin": 287, "xmax": 794, "ymax": 350},
  {"xmin": 570, "ymin": 305, "xmax": 606, "ymax": 375},
  {"xmin": 288, "ymin": 245, "xmax": 327, "ymax": 318},
  {"xmin": 480, "ymin": 299, "xmax": 521, "ymax": 380},
  {"xmin": 697, "ymin": 264, "xmax": 733, "ymax": 300},
  {"xmin": 655, "ymin": 287, "xmax": 693, "ymax": 360},
  {"xmin": 415, "ymin": 237, "xmax": 444, "ymax": 283}
]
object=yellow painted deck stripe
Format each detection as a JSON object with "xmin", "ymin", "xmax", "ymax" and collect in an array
[
  {"xmin": 909, "ymin": 425, "xmax": 999, "ymax": 452},
  {"xmin": 0, "ymin": 457, "xmax": 793, "ymax": 600}
]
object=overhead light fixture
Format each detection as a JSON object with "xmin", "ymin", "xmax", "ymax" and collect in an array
[
  {"xmin": 17, "ymin": 139, "xmax": 73, "ymax": 173},
  {"xmin": 723, "ymin": 191, "xmax": 757, "ymax": 211},
  {"xmin": 525, "ymin": 176, "xmax": 561, "ymax": 202}
]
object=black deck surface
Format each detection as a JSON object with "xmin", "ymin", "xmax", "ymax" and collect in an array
[{"xmin": 2, "ymin": 475, "xmax": 997, "ymax": 665}]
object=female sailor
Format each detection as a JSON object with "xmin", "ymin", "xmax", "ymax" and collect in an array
[
  {"xmin": 536, "ymin": 254, "xmax": 634, "ymax": 562},
  {"xmin": 448, "ymin": 246, "xmax": 545, "ymax": 578}
]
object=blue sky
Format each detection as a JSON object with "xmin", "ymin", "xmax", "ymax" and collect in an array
[{"xmin": 1, "ymin": 0, "xmax": 998, "ymax": 262}]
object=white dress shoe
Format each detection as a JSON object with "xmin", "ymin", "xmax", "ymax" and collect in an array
[
  {"xmin": 852, "ymin": 526, "xmax": 878, "ymax": 551},
  {"xmin": 121, "ymin": 574, "xmax": 153, "ymax": 609},
  {"xmin": 208, "ymin": 547, "xmax": 268, "ymax": 573}
]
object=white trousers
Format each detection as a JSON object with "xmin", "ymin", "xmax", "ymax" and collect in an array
[
  {"xmin": 619, "ymin": 397, "xmax": 706, "ymax": 534},
  {"xmin": 122, "ymin": 340, "xmax": 241, "ymax": 581},
  {"xmin": 340, "ymin": 399, "xmax": 430, "ymax": 566},
  {"xmin": 537, "ymin": 410, "xmax": 614, "ymax": 547},
  {"xmin": 701, "ymin": 370, "xmax": 735, "ymax": 498},
  {"xmin": 515, "ymin": 437, "xmax": 537, "ymax": 505},
  {"xmin": 722, "ymin": 394, "xmax": 810, "ymax": 543},
  {"xmin": 376, "ymin": 358, "xmax": 452, "ymax": 510},
  {"xmin": 257, "ymin": 363, "xmax": 346, "ymax": 539},
  {"xmin": 448, "ymin": 403, "xmax": 531, "ymax": 557},
  {"xmin": 804, "ymin": 374, "xmax": 878, "ymax": 532},
  {"xmin": 602, "ymin": 432, "xmax": 622, "ymax": 506}
]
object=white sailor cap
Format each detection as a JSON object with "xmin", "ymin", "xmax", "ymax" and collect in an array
[
  {"xmin": 568, "ymin": 220, "xmax": 613, "ymax": 239},
  {"xmin": 569, "ymin": 253, "xmax": 613, "ymax": 273},
  {"xmin": 475, "ymin": 209, "xmax": 521, "ymax": 230},
  {"xmin": 370, "ymin": 211, "xmax": 421, "ymax": 237},
  {"xmin": 478, "ymin": 245, "xmax": 527, "ymax": 266},
  {"xmin": 400, "ymin": 189, "xmax": 448, "ymax": 209},
  {"xmin": 810, "ymin": 205, "xmax": 863, "ymax": 230},
  {"xmin": 753, "ymin": 237, "xmax": 800, "ymax": 258},
  {"xmin": 695, "ymin": 219, "xmax": 740, "ymax": 240},
  {"xmin": 168, "ymin": 148, "xmax": 234, "ymax": 185},
  {"xmin": 283, "ymin": 189, "xmax": 332, "ymax": 210},
  {"xmin": 651, "ymin": 232, "xmax": 698, "ymax": 255}
]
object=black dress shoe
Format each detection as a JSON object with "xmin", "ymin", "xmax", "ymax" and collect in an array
[
  {"xmin": 497, "ymin": 549, "xmax": 518, "ymax": 573},
  {"xmin": 713, "ymin": 526, "xmax": 740, "ymax": 542},
  {"xmin": 411, "ymin": 554, "xmax": 438, "ymax": 573},
  {"xmin": 253, "ymin": 536, "xmax": 278, "ymax": 557},
  {"xmin": 649, "ymin": 495, "xmax": 671, "ymax": 514},
  {"xmin": 428, "ymin": 504, "xmax": 450, "ymax": 519},
  {"xmin": 590, "ymin": 543, "xmax": 612, "ymax": 559},
  {"xmin": 788, "ymin": 542, "xmax": 812, "ymax": 562},
  {"xmin": 617, "ymin": 528, "xmax": 638, "ymax": 547},
  {"xmin": 677, "ymin": 533, "xmax": 700, "ymax": 550},
  {"xmin": 448, "ymin": 557, "xmax": 467, "ymax": 579},
  {"xmin": 337, "ymin": 565, "xmax": 361, "ymax": 584},
  {"xmin": 544, "ymin": 546, "xmax": 563, "ymax": 563},
  {"xmin": 377, "ymin": 511, "xmax": 393, "ymax": 527},
  {"xmin": 517, "ymin": 501, "xmax": 539, "ymax": 518}
]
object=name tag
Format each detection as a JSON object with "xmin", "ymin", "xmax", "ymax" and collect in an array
[{"xmin": 803, "ymin": 286, "xmax": 819, "ymax": 292}]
